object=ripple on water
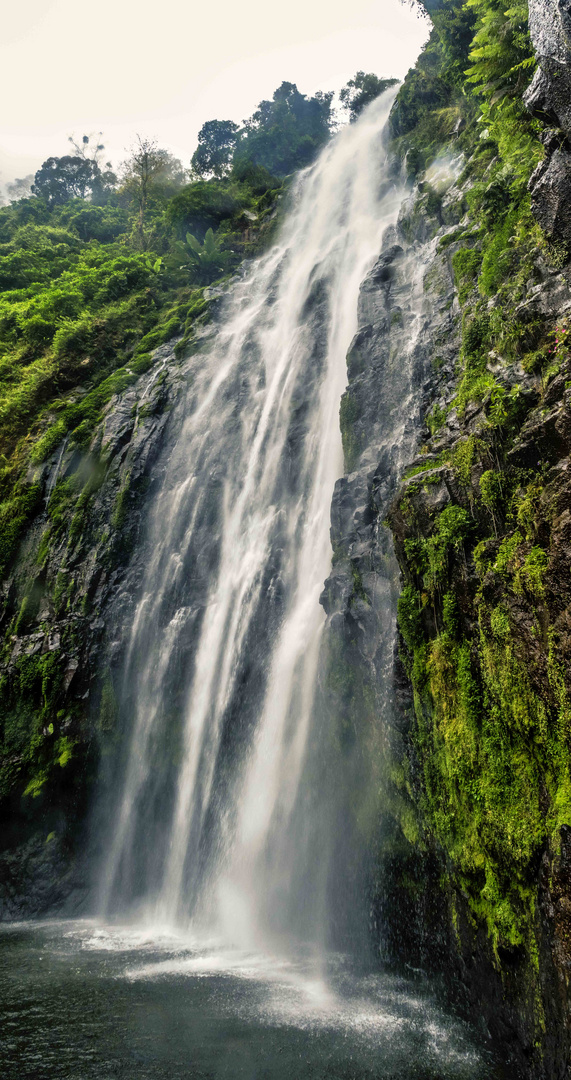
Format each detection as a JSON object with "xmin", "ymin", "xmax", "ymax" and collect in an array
[{"xmin": 0, "ymin": 921, "xmax": 501, "ymax": 1080}]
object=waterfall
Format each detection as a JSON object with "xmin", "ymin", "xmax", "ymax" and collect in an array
[{"xmin": 100, "ymin": 88, "xmax": 406, "ymax": 949}]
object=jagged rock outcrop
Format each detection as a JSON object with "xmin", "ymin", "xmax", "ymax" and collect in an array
[{"xmin": 525, "ymin": 0, "xmax": 571, "ymax": 244}]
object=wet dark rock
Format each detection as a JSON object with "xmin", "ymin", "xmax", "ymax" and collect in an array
[
  {"xmin": 529, "ymin": 144, "xmax": 571, "ymax": 244},
  {"xmin": 526, "ymin": 0, "xmax": 571, "ymax": 244},
  {"xmin": 0, "ymin": 342, "xmax": 184, "ymax": 918}
]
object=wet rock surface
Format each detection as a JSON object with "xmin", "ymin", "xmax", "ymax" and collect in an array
[
  {"xmin": 526, "ymin": 0, "xmax": 571, "ymax": 244},
  {"xmin": 325, "ymin": 52, "xmax": 571, "ymax": 1066},
  {"xmin": 0, "ymin": 341, "xmax": 186, "ymax": 917}
]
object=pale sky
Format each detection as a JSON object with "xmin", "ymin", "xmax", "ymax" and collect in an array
[{"xmin": 0, "ymin": 0, "xmax": 429, "ymax": 189}]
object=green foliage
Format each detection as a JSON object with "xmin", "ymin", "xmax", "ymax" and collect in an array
[
  {"xmin": 119, "ymin": 137, "xmax": 187, "ymax": 250},
  {"xmin": 390, "ymin": 23, "xmax": 472, "ymax": 174},
  {"xmin": 427, "ymin": 402, "xmax": 447, "ymax": 434},
  {"xmin": 390, "ymin": 0, "xmax": 571, "ymax": 988},
  {"xmin": 167, "ymin": 229, "xmax": 233, "ymax": 283},
  {"xmin": 0, "ymin": 482, "xmax": 42, "ymax": 576},
  {"xmin": 404, "ymin": 503, "xmax": 472, "ymax": 598},
  {"xmin": 0, "ymin": 648, "xmax": 73, "ymax": 801},
  {"xmin": 494, "ymin": 530, "xmax": 523, "ymax": 575},
  {"xmin": 442, "ymin": 590, "xmax": 459, "ymax": 636},
  {"xmin": 234, "ymin": 82, "xmax": 334, "ymax": 177},
  {"xmin": 454, "ymin": 312, "xmax": 493, "ymax": 414},
  {"xmin": 451, "ymin": 435, "xmax": 478, "ymax": 486},
  {"xmin": 191, "ymin": 120, "xmax": 239, "ymax": 178},
  {"xmin": 514, "ymin": 546, "xmax": 548, "ymax": 598},
  {"xmin": 436, "ymin": 504, "xmax": 471, "ymax": 547},
  {"xmin": 429, "ymin": 0, "xmax": 478, "ymax": 82},
  {"xmin": 514, "ymin": 480, "xmax": 543, "ymax": 540},
  {"xmin": 0, "ymin": 144, "xmax": 285, "ymax": 564},
  {"xmin": 452, "ymin": 247, "xmax": 481, "ymax": 303},
  {"xmin": 165, "ymin": 181, "xmax": 245, "ymax": 241},
  {"xmin": 390, "ymin": 28, "xmax": 457, "ymax": 141},
  {"xmin": 466, "ymin": 0, "xmax": 540, "ymax": 180},
  {"xmin": 339, "ymin": 72, "xmax": 399, "ymax": 121},
  {"xmin": 398, "ymin": 585, "xmax": 424, "ymax": 652},
  {"xmin": 401, "ymin": 597, "xmax": 558, "ymax": 955},
  {"xmin": 479, "ymin": 468, "xmax": 502, "ymax": 509},
  {"xmin": 32, "ymin": 156, "xmax": 113, "ymax": 206}
]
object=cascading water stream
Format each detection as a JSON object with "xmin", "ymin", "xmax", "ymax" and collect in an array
[{"xmin": 100, "ymin": 88, "xmax": 406, "ymax": 946}]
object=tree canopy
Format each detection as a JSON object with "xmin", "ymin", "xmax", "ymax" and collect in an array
[
  {"xmin": 119, "ymin": 137, "xmax": 187, "ymax": 247},
  {"xmin": 32, "ymin": 157, "xmax": 104, "ymax": 206},
  {"xmin": 230, "ymin": 82, "xmax": 334, "ymax": 177},
  {"xmin": 339, "ymin": 72, "xmax": 399, "ymax": 121},
  {"xmin": 191, "ymin": 120, "xmax": 239, "ymax": 178}
]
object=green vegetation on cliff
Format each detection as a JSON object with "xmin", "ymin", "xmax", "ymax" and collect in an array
[
  {"xmin": 0, "ymin": 139, "xmax": 283, "ymax": 570},
  {"xmin": 388, "ymin": 0, "xmax": 571, "ymax": 1046}
]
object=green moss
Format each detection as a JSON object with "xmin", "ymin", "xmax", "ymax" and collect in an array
[
  {"xmin": 452, "ymin": 247, "xmax": 482, "ymax": 304},
  {"xmin": 387, "ymin": 0, "xmax": 564, "ymax": 1027},
  {"xmin": 514, "ymin": 481, "xmax": 543, "ymax": 541},
  {"xmin": 426, "ymin": 402, "xmax": 447, "ymax": 435},
  {"xmin": 397, "ymin": 585, "xmax": 424, "ymax": 653},
  {"xmin": 0, "ymin": 481, "xmax": 42, "ymax": 576},
  {"xmin": 112, "ymin": 474, "xmax": 131, "ymax": 530},
  {"xmin": 494, "ymin": 531, "xmax": 524, "ymax": 576},
  {"xmin": 442, "ymin": 591, "xmax": 459, "ymax": 637},
  {"xmin": 29, "ymin": 419, "xmax": 67, "ymax": 464},
  {"xmin": 402, "ymin": 453, "xmax": 448, "ymax": 480},
  {"xmin": 55, "ymin": 735, "xmax": 73, "ymax": 768},
  {"xmin": 514, "ymin": 546, "xmax": 549, "ymax": 598},
  {"xmin": 451, "ymin": 435, "xmax": 478, "ymax": 486},
  {"xmin": 407, "ymin": 616, "xmax": 546, "ymax": 953},
  {"xmin": 479, "ymin": 469, "xmax": 502, "ymax": 509}
]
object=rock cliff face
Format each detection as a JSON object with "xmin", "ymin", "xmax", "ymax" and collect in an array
[
  {"xmin": 0, "ymin": 257, "xmax": 252, "ymax": 916},
  {"xmin": 326, "ymin": 2, "xmax": 571, "ymax": 1075},
  {"xmin": 0, "ymin": 339, "xmax": 188, "ymax": 915},
  {"xmin": 525, "ymin": 0, "xmax": 571, "ymax": 244}
]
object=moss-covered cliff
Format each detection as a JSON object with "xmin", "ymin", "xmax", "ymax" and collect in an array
[{"xmin": 367, "ymin": 0, "xmax": 571, "ymax": 1074}]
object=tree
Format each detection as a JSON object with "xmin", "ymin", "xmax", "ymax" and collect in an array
[
  {"xmin": 121, "ymin": 137, "xmax": 187, "ymax": 248},
  {"xmin": 66, "ymin": 134, "xmax": 118, "ymax": 203},
  {"xmin": 339, "ymin": 72, "xmax": 399, "ymax": 121},
  {"xmin": 191, "ymin": 120, "xmax": 239, "ymax": 178},
  {"xmin": 234, "ymin": 82, "xmax": 335, "ymax": 176},
  {"xmin": 31, "ymin": 156, "xmax": 101, "ymax": 205}
]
